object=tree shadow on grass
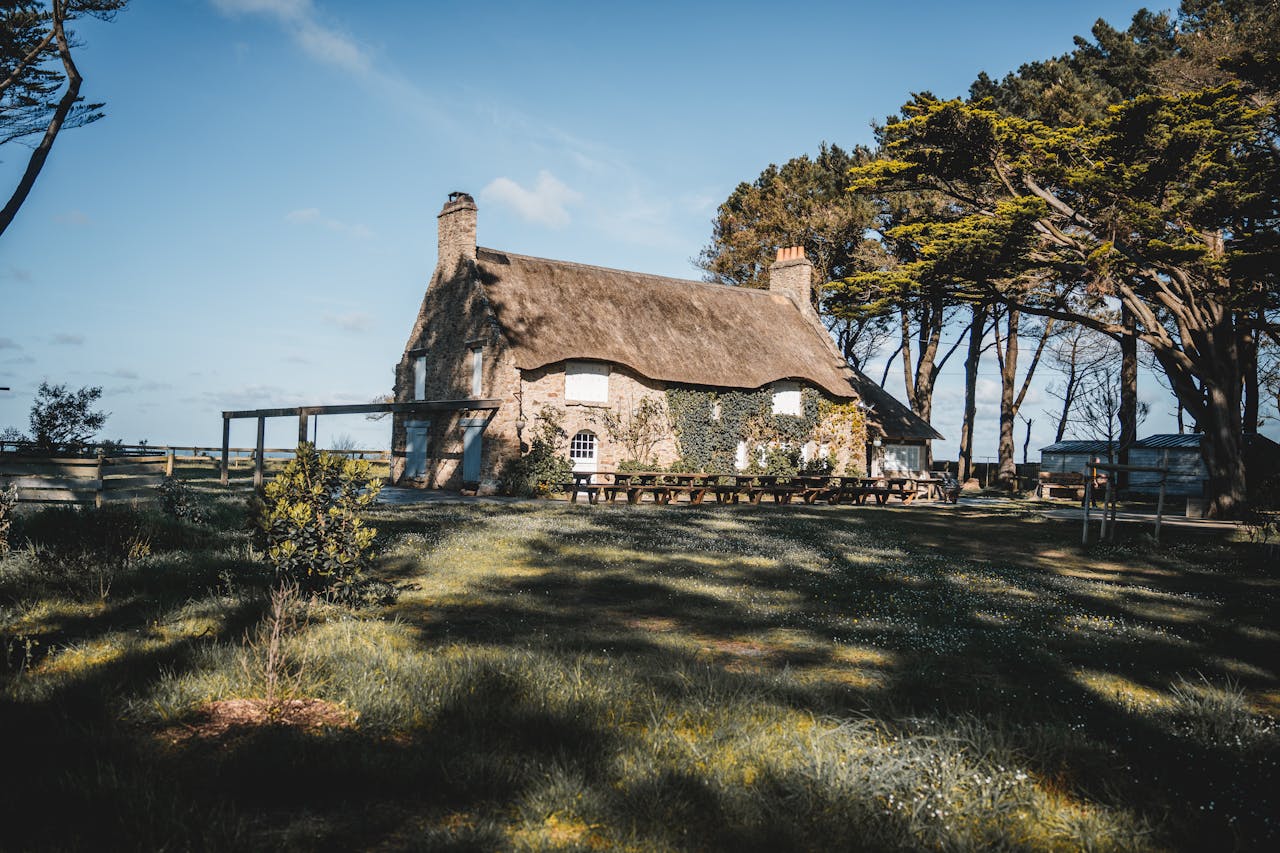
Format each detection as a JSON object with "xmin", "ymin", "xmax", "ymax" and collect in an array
[
  {"xmin": 374, "ymin": 502, "xmax": 1277, "ymax": 849},
  {"xmin": 3, "ymin": 500, "xmax": 1275, "ymax": 849}
]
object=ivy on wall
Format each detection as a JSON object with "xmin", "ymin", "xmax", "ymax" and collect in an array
[{"xmin": 664, "ymin": 387, "xmax": 865, "ymax": 475}]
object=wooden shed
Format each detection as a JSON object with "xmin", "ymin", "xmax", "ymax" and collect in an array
[
  {"xmin": 1039, "ymin": 441, "xmax": 1117, "ymax": 475},
  {"xmin": 1129, "ymin": 433, "xmax": 1280, "ymax": 499},
  {"xmin": 1127, "ymin": 435, "xmax": 1205, "ymax": 496}
]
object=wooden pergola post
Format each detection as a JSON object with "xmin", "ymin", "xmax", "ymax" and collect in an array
[
  {"xmin": 298, "ymin": 409, "xmax": 309, "ymax": 445},
  {"xmin": 220, "ymin": 416, "xmax": 231, "ymax": 486},
  {"xmin": 254, "ymin": 416, "xmax": 266, "ymax": 489}
]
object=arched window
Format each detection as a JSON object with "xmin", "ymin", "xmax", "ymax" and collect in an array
[{"xmin": 569, "ymin": 430, "xmax": 597, "ymax": 463}]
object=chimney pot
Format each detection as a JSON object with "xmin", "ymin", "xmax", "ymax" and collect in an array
[
  {"xmin": 769, "ymin": 245, "xmax": 814, "ymax": 315},
  {"xmin": 438, "ymin": 191, "xmax": 477, "ymax": 273}
]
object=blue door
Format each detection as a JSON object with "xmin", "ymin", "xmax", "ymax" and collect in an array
[
  {"xmin": 405, "ymin": 420, "xmax": 429, "ymax": 479},
  {"xmin": 461, "ymin": 420, "xmax": 484, "ymax": 483}
]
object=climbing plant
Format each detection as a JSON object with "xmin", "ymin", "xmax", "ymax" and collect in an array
[{"xmin": 664, "ymin": 387, "xmax": 863, "ymax": 474}]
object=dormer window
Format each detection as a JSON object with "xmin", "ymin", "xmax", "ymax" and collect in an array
[
  {"xmin": 565, "ymin": 361, "xmax": 610, "ymax": 403},
  {"xmin": 771, "ymin": 381, "xmax": 802, "ymax": 416}
]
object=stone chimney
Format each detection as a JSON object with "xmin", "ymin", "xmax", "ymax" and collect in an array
[
  {"xmin": 769, "ymin": 246, "xmax": 814, "ymax": 314},
  {"xmin": 437, "ymin": 191, "xmax": 477, "ymax": 273}
]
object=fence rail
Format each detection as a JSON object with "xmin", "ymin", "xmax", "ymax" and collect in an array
[
  {"xmin": 0, "ymin": 454, "xmax": 172, "ymax": 506},
  {"xmin": 0, "ymin": 445, "xmax": 391, "ymax": 503}
]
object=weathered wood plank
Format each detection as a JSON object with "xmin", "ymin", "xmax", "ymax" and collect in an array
[
  {"xmin": 102, "ymin": 455, "xmax": 170, "ymax": 466},
  {"xmin": 103, "ymin": 475, "xmax": 167, "ymax": 490},
  {"xmin": 0, "ymin": 475, "xmax": 98, "ymax": 489},
  {"xmin": 102, "ymin": 463, "xmax": 165, "ymax": 477},
  {"xmin": 221, "ymin": 399, "xmax": 502, "ymax": 419},
  {"xmin": 0, "ymin": 463, "xmax": 100, "ymax": 478},
  {"xmin": 16, "ymin": 487, "xmax": 99, "ymax": 503}
]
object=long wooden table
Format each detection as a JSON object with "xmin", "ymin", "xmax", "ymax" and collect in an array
[{"xmin": 562, "ymin": 472, "xmax": 955, "ymax": 506}]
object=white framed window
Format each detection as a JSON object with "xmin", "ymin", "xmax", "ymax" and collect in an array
[
  {"xmin": 471, "ymin": 347, "xmax": 483, "ymax": 397},
  {"xmin": 881, "ymin": 443, "xmax": 923, "ymax": 473},
  {"xmin": 735, "ymin": 440, "xmax": 749, "ymax": 471},
  {"xmin": 565, "ymin": 361, "xmax": 610, "ymax": 403},
  {"xmin": 413, "ymin": 355, "xmax": 427, "ymax": 400},
  {"xmin": 570, "ymin": 430, "xmax": 597, "ymax": 462},
  {"xmin": 772, "ymin": 381, "xmax": 802, "ymax": 416}
]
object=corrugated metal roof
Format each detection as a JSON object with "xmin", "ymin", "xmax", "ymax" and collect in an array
[
  {"xmin": 1135, "ymin": 434, "xmax": 1202, "ymax": 449},
  {"xmin": 1040, "ymin": 440, "xmax": 1117, "ymax": 454}
]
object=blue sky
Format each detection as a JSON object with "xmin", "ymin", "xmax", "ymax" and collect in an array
[{"xmin": 4, "ymin": 0, "xmax": 1269, "ymax": 456}]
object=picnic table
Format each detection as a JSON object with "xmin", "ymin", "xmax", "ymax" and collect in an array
[{"xmin": 562, "ymin": 471, "xmax": 956, "ymax": 507}]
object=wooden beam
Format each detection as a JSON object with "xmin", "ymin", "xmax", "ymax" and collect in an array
[
  {"xmin": 220, "ymin": 416, "xmax": 231, "ymax": 486},
  {"xmin": 220, "ymin": 399, "xmax": 502, "ymax": 420},
  {"xmin": 254, "ymin": 416, "xmax": 266, "ymax": 490},
  {"xmin": 298, "ymin": 411, "xmax": 308, "ymax": 445}
]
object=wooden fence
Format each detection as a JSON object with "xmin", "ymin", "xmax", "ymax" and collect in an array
[
  {"xmin": 0, "ymin": 454, "xmax": 172, "ymax": 506},
  {"xmin": 0, "ymin": 444, "xmax": 392, "ymax": 503}
]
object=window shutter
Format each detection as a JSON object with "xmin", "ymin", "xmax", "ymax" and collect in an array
[{"xmin": 565, "ymin": 361, "xmax": 610, "ymax": 402}]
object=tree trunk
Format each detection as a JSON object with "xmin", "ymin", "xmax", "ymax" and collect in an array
[
  {"xmin": 959, "ymin": 301, "xmax": 986, "ymax": 482},
  {"xmin": 1118, "ymin": 306, "xmax": 1138, "ymax": 490},
  {"xmin": 1054, "ymin": 366, "xmax": 1077, "ymax": 443},
  {"xmin": 996, "ymin": 309, "xmax": 1020, "ymax": 490},
  {"xmin": 0, "ymin": 4, "xmax": 83, "ymax": 239},
  {"xmin": 1146, "ymin": 303, "xmax": 1247, "ymax": 517},
  {"xmin": 900, "ymin": 298, "xmax": 947, "ymax": 470},
  {"xmin": 1241, "ymin": 317, "xmax": 1258, "ymax": 433}
]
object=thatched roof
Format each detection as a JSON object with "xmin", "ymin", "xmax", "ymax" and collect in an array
[{"xmin": 475, "ymin": 248, "xmax": 941, "ymax": 441}]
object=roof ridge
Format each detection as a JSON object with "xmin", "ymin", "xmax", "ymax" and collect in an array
[{"xmin": 476, "ymin": 246, "xmax": 781, "ymax": 299}]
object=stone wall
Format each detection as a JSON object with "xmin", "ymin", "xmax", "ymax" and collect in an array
[
  {"xmin": 518, "ymin": 363, "xmax": 679, "ymax": 470},
  {"xmin": 391, "ymin": 263, "xmax": 521, "ymax": 493}
]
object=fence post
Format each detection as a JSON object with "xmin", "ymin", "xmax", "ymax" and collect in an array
[
  {"xmin": 254, "ymin": 416, "xmax": 266, "ymax": 490},
  {"xmin": 220, "ymin": 416, "xmax": 232, "ymax": 486},
  {"xmin": 298, "ymin": 410, "xmax": 309, "ymax": 445},
  {"xmin": 165, "ymin": 448, "xmax": 175, "ymax": 477},
  {"xmin": 1082, "ymin": 462, "xmax": 1093, "ymax": 546},
  {"xmin": 94, "ymin": 451, "xmax": 105, "ymax": 508}
]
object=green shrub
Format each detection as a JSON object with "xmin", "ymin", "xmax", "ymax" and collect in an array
[
  {"xmin": 745, "ymin": 445, "xmax": 802, "ymax": 477},
  {"xmin": 157, "ymin": 477, "xmax": 207, "ymax": 524},
  {"xmin": 257, "ymin": 443, "xmax": 382, "ymax": 597},
  {"xmin": 0, "ymin": 484, "xmax": 15, "ymax": 557},
  {"xmin": 14, "ymin": 504, "xmax": 196, "ymax": 562},
  {"xmin": 799, "ymin": 454, "xmax": 834, "ymax": 477},
  {"xmin": 502, "ymin": 407, "xmax": 572, "ymax": 496}
]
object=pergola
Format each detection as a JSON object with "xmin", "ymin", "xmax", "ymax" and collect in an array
[{"xmin": 220, "ymin": 398, "xmax": 501, "ymax": 487}]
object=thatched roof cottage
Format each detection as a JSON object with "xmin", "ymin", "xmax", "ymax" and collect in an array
[{"xmin": 391, "ymin": 192, "xmax": 939, "ymax": 492}]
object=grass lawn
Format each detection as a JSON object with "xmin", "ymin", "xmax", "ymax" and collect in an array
[{"xmin": 1, "ymin": 495, "xmax": 1276, "ymax": 851}]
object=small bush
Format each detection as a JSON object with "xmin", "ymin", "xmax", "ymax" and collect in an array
[
  {"xmin": 14, "ymin": 504, "xmax": 191, "ymax": 562},
  {"xmin": 502, "ymin": 407, "xmax": 572, "ymax": 496},
  {"xmin": 157, "ymin": 477, "xmax": 207, "ymax": 524},
  {"xmin": 745, "ymin": 445, "xmax": 802, "ymax": 476},
  {"xmin": 798, "ymin": 454, "xmax": 834, "ymax": 477},
  {"xmin": 257, "ymin": 442, "xmax": 382, "ymax": 598},
  {"xmin": 0, "ymin": 484, "xmax": 16, "ymax": 557}
]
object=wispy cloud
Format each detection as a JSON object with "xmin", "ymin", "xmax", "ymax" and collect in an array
[
  {"xmin": 53, "ymin": 210, "xmax": 90, "ymax": 226},
  {"xmin": 211, "ymin": 0, "xmax": 369, "ymax": 72},
  {"xmin": 481, "ymin": 171, "xmax": 582, "ymax": 228},
  {"xmin": 0, "ymin": 337, "xmax": 19, "ymax": 350},
  {"xmin": 4, "ymin": 267, "xmax": 31, "ymax": 282},
  {"xmin": 285, "ymin": 207, "xmax": 373, "ymax": 238},
  {"xmin": 51, "ymin": 333, "xmax": 84, "ymax": 346},
  {"xmin": 324, "ymin": 311, "xmax": 374, "ymax": 333}
]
